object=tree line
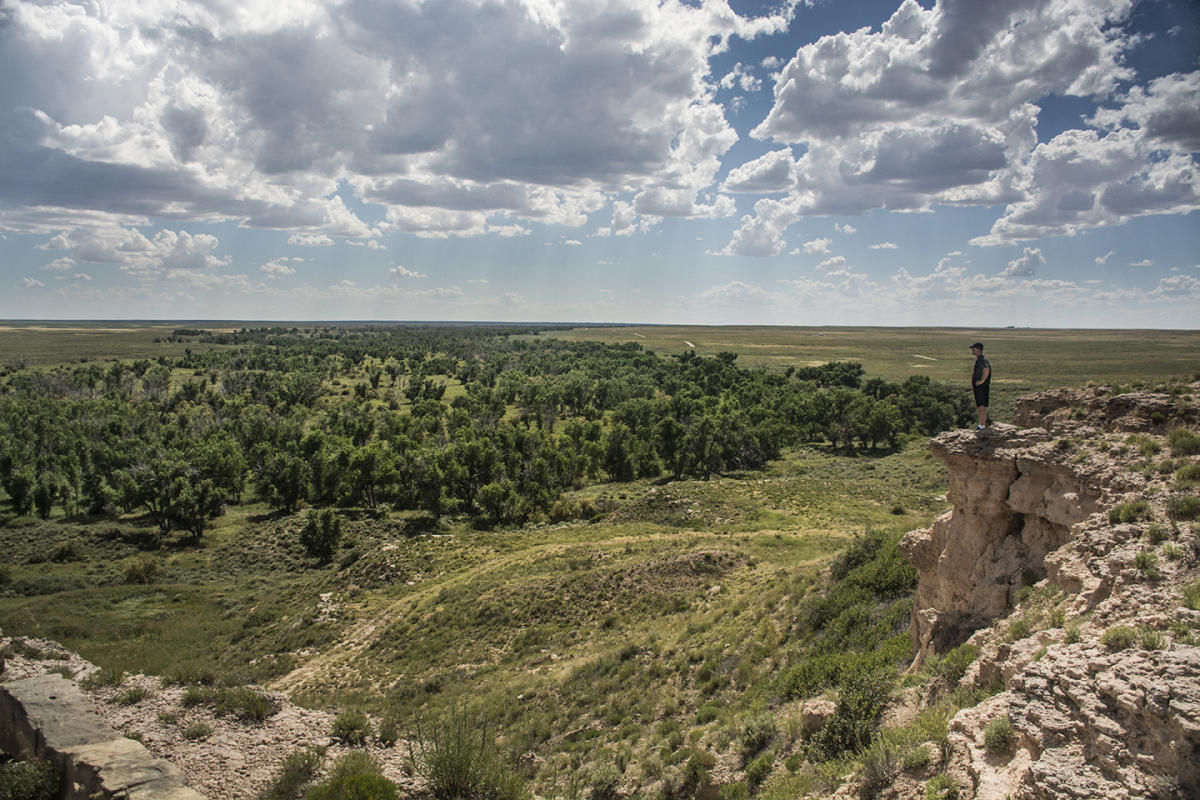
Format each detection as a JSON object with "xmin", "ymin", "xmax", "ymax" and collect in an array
[{"xmin": 0, "ymin": 326, "xmax": 972, "ymax": 536}]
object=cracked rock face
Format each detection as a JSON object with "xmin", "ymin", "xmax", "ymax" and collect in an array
[
  {"xmin": 898, "ymin": 385, "xmax": 1200, "ymax": 800},
  {"xmin": 1008, "ymin": 646, "xmax": 1200, "ymax": 798},
  {"xmin": 900, "ymin": 424, "xmax": 1102, "ymax": 662}
]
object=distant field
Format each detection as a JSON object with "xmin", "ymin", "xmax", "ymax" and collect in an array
[
  {"xmin": 3, "ymin": 321, "xmax": 1196, "ymax": 421},
  {"xmin": 0, "ymin": 322, "xmax": 236, "ymax": 365},
  {"xmin": 544, "ymin": 325, "xmax": 1200, "ymax": 421}
]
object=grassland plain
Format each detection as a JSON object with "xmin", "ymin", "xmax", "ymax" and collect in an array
[
  {"xmin": 1, "ymin": 440, "xmax": 945, "ymax": 793},
  {"xmin": 542, "ymin": 325, "xmax": 1200, "ymax": 421},
  {"xmin": 2, "ymin": 322, "xmax": 1197, "ymax": 796}
]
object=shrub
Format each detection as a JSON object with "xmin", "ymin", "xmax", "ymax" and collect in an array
[
  {"xmin": 407, "ymin": 708, "xmax": 527, "ymax": 800},
  {"xmin": 1167, "ymin": 428, "xmax": 1200, "ymax": 456},
  {"xmin": 50, "ymin": 539, "xmax": 84, "ymax": 563},
  {"xmin": 300, "ymin": 509, "xmax": 343, "ymax": 563},
  {"xmin": 807, "ymin": 667, "xmax": 895, "ymax": 760},
  {"xmin": 982, "ymin": 716, "xmax": 1015, "ymax": 756},
  {"xmin": 116, "ymin": 687, "xmax": 151, "ymax": 705},
  {"xmin": 378, "ymin": 714, "xmax": 401, "ymax": 747},
  {"xmin": 1134, "ymin": 549, "xmax": 1159, "ymax": 576},
  {"xmin": 718, "ymin": 782, "xmax": 748, "ymax": 800},
  {"xmin": 183, "ymin": 722, "xmax": 213, "ymax": 741},
  {"xmin": 306, "ymin": 753, "xmax": 398, "ymax": 800},
  {"xmin": 925, "ymin": 774, "xmax": 960, "ymax": 800},
  {"xmin": 739, "ymin": 713, "xmax": 778, "ymax": 763},
  {"xmin": 0, "ymin": 758, "xmax": 60, "ymax": 800},
  {"xmin": 1175, "ymin": 463, "xmax": 1200, "ymax": 488},
  {"xmin": 695, "ymin": 703, "xmax": 721, "ymax": 725},
  {"xmin": 902, "ymin": 744, "xmax": 931, "ymax": 771},
  {"xmin": 124, "ymin": 555, "xmax": 162, "ymax": 584},
  {"xmin": 588, "ymin": 765, "xmax": 621, "ymax": 800},
  {"xmin": 1166, "ymin": 495, "xmax": 1200, "ymax": 521},
  {"xmin": 858, "ymin": 737, "xmax": 900, "ymax": 798},
  {"xmin": 1137, "ymin": 626, "xmax": 1166, "ymax": 650},
  {"xmin": 332, "ymin": 710, "xmax": 373, "ymax": 746},
  {"xmin": 182, "ymin": 686, "xmax": 217, "ymax": 708},
  {"xmin": 745, "ymin": 751, "xmax": 774, "ymax": 790},
  {"xmin": 215, "ymin": 687, "xmax": 278, "ymax": 722},
  {"xmin": 1108, "ymin": 500, "xmax": 1149, "ymax": 524},
  {"xmin": 1182, "ymin": 579, "xmax": 1200, "ymax": 611},
  {"xmin": 1163, "ymin": 542, "xmax": 1183, "ymax": 561},
  {"xmin": 1101, "ymin": 626, "xmax": 1137, "ymax": 651},
  {"xmin": 259, "ymin": 747, "xmax": 323, "ymax": 800},
  {"xmin": 1146, "ymin": 523, "xmax": 1169, "ymax": 545},
  {"xmin": 80, "ymin": 668, "xmax": 125, "ymax": 690},
  {"xmin": 1128, "ymin": 435, "xmax": 1162, "ymax": 457}
]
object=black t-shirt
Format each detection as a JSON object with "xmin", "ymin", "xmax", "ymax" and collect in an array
[{"xmin": 973, "ymin": 355, "xmax": 991, "ymax": 386}]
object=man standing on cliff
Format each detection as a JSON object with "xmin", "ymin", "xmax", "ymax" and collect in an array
[{"xmin": 970, "ymin": 342, "xmax": 991, "ymax": 431}]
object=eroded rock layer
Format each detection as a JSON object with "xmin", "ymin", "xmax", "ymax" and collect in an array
[{"xmin": 900, "ymin": 384, "xmax": 1200, "ymax": 800}]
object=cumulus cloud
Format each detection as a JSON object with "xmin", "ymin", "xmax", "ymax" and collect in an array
[
  {"xmin": 43, "ymin": 256, "xmax": 76, "ymax": 271},
  {"xmin": 721, "ymin": 150, "xmax": 796, "ymax": 194},
  {"xmin": 835, "ymin": 223, "xmax": 856, "ymax": 234},
  {"xmin": 22, "ymin": 277, "xmax": 45, "ymax": 288},
  {"xmin": 802, "ymin": 237, "xmax": 832, "ymax": 254},
  {"xmin": 869, "ymin": 242, "xmax": 899, "ymax": 250},
  {"xmin": 1001, "ymin": 247, "xmax": 1045, "ymax": 278},
  {"xmin": 389, "ymin": 265, "xmax": 428, "ymax": 279},
  {"xmin": 260, "ymin": 258, "xmax": 298, "ymax": 278},
  {"xmin": 1130, "ymin": 259, "xmax": 1153, "ymax": 267},
  {"xmin": 719, "ymin": 62, "xmax": 763, "ymax": 93},
  {"xmin": 816, "ymin": 256, "xmax": 847, "ymax": 271},
  {"xmin": 0, "ymin": 0, "xmax": 792, "ymax": 245},
  {"xmin": 1095, "ymin": 250, "xmax": 1114, "ymax": 264},
  {"xmin": 36, "ymin": 226, "xmax": 231, "ymax": 276},
  {"xmin": 288, "ymin": 233, "xmax": 334, "ymax": 247},
  {"xmin": 972, "ymin": 126, "xmax": 1200, "ymax": 245},
  {"xmin": 721, "ymin": 0, "xmax": 1196, "ymax": 253}
]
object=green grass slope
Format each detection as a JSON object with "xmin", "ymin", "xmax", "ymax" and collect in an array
[{"xmin": 0, "ymin": 442, "xmax": 945, "ymax": 794}]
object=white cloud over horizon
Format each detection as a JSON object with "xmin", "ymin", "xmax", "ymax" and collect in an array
[{"xmin": 0, "ymin": 0, "xmax": 1196, "ymax": 326}]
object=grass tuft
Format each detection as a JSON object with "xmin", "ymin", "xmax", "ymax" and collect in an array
[{"xmin": 982, "ymin": 716, "xmax": 1015, "ymax": 756}]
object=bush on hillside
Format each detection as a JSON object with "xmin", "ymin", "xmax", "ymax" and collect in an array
[
  {"xmin": 300, "ymin": 509, "xmax": 342, "ymax": 563},
  {"xmin": 332, "ymin": 711, "xmax": 373, "ymax": 746},
  {"xmin": 1167, "ymin": 428, "xmax": 1200, "ymax": 456},
  {"xmin": 306, "ymin": 753, "xmax": 398, "ymax": 800},
  {"xmin": 407, "ymin": 708, "xmax": 527, "ymax": 800},
  {"xmin": 806, "ymin": 666, "xmax": 895, "ymax": 760}
]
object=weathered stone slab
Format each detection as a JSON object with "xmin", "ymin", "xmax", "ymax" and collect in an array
[{"xmin": 0, "ymin": 674, "xmax": 208, "ymax": 800}]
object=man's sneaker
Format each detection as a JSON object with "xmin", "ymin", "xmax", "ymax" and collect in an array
[{"xmin": 976, "ymin": 425, "xmax": 986, "ymax": 431}]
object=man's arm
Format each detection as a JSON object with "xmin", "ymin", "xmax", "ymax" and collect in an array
[{"xmin": 978, "ymin": 366, "xmax": 990, "ymax": 385}]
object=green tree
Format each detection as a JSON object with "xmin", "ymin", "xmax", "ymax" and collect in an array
[
  {"xmin": 300, "ymin": 509, "xmax": 343, "ymax": 562},
  {"xmin": 166, "ymin": 477, "xmax": 225, "ymax": 541},
  {"xmin": 257, "ymin": 452, "xmax": 310, "ymax": 513}
]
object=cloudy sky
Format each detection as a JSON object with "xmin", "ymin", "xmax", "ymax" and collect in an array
[{"xmin": 2, "ymin": 0, "xmax": 1198, "ymax": 326}]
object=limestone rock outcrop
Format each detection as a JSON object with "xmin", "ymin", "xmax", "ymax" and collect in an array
[
  {"xmin": 899, "ymin": 385, "xmax": 1200, "ymax": 800},
  {"xmin": 900, "ymin": 424, "xmax": 1104, "ymax": 663}
]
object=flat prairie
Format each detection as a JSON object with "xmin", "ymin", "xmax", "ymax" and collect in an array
[{"xmin": 545, "ymin": 325, "xmax": 1200, "ymax": 419}]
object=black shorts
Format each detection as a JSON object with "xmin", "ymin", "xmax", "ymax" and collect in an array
[{"xmin": 973, "ymin": 384, "xmax": 989, "ymax": 407}]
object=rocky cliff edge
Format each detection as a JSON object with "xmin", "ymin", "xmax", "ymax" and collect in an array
[{"xmin": 898, "ymin": 384, "xmax": 1200, "ymax": 800}]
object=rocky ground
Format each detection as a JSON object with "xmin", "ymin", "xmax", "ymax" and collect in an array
[
  {"xmin": 0, "ymin": 640, "xmax": 419, "ymax": 799},
  {"xmin": 895, "ymin": 384, "xmax": 1200, "ymax": 800}
]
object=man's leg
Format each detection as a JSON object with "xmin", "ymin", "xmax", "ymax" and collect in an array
[{"xmin": 977, "ymin": 405, "xmax": 987, "ymax": 427}]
